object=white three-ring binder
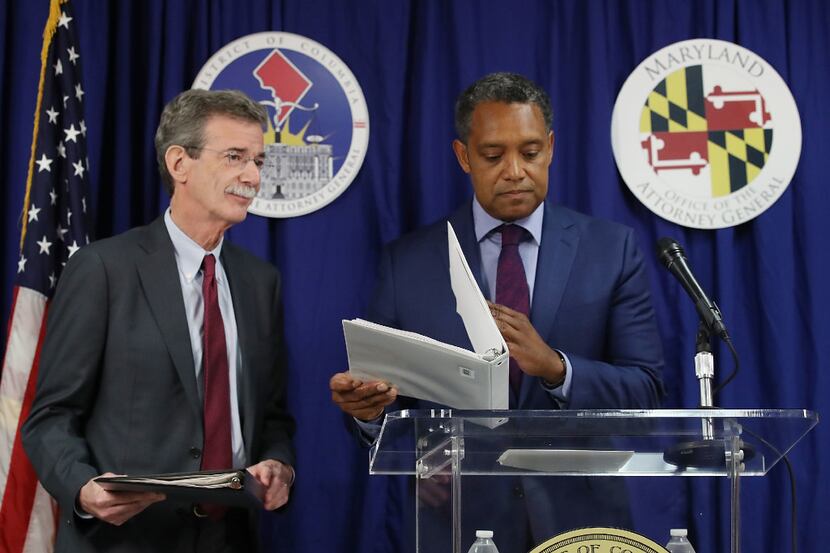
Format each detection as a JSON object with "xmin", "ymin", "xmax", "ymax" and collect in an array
[{"xmin": 343, "ymin": 223, "xmax": 509, "ymax": 410}]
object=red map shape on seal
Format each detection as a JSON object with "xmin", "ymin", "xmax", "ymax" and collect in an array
[
  {"xmin": 705, "ymin": 85, "xmax": 771, "ymax": 130},
  {"xmin": 641, "ymin": 132, "xmax": 709, "ymax": 175},
  {"xmin": 253, "ymin": 49, "xmax": 312, "ymax": 126}
]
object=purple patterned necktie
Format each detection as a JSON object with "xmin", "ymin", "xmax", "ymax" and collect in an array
[{"xmin": 495, "ymin": 224, "xmax": 530, "ymax": 397}]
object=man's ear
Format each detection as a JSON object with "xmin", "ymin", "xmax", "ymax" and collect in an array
[
  {"xmin": 452, "ymin": 139, "xmax": 471, "ymax": 174},
  {"xmin": 165, "ymin": 145, "xmax": 190, "ymax": 185},
  {"xmin": 547, "ymin": 130, "xmax": 555, "ymax": 163}
]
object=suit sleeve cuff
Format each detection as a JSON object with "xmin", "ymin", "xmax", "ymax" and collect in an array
[
  {"xmin": 354, "ymin": 416, "xmax": 382, "ymax": 443},
  {"xmin": 541, "ymin": 350, "xmax": 573, "ymax": 405}
]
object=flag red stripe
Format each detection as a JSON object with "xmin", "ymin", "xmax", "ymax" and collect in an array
[{"xmin": 0, "ymin": 303, "xmax": 50, "ymax": 553}]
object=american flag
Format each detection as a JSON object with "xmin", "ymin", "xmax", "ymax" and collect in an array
[{"xmin": 0, "ymin": 1, "xmax": 91, "ymax": 551}]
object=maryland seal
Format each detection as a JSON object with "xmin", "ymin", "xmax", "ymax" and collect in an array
[
  {"xmin": 611, "ymin": 39, "xmax": 801, "ymax": 229},
  {"xmin": 193, "ymin": 32, "xmax": 369, "ymax": 218}
]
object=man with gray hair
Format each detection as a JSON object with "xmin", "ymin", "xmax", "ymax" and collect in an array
[
  {"xmin": 23, "ymin": 89, "xmax": 296, "ymax": 553},
  {"xmin": 330, "ymin": 72, "xmax": 664, "ymax": 552}
]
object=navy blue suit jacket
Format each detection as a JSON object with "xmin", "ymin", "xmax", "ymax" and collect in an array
[{"xmin": 368, "ymin": 200, "xmax": 664, "ymax": 552}]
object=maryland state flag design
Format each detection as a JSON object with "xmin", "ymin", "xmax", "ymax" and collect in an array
[{"xmin": 640, "ymin": 65, "xmax": 773, "ymax": 197}]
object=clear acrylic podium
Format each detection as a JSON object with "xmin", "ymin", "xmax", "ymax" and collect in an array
[{"xmin": 369, "ymin": 409, "xmax": 818, "ymax": 553}]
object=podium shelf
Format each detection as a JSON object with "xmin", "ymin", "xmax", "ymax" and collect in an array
[{"xmin": 368, "ymin": 408, "xmax": 817, "ymax": 477}]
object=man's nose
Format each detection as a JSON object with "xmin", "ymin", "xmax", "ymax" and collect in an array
[
  {"xmin": 502, "ymin": 152, "xmax": 524, "ymax": 180},
  {"xmin": 240, "ymin": 159, "xmax": 261, "ymax": 186}
]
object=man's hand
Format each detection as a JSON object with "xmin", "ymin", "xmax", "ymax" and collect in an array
[
  {"xmin": 247, "ymin": 459, "xmax": 294, "ymax": 510},
  {"xmin": 329, "ymin": 372, "xmax": 397, "ymax": 421},
  {"xmin": 78, "ymin": 472, "xmax": 165, "ymax": 526},
  {"xmin": 488, "ymin": 301, "xmax": 566, "ymax": 385}
]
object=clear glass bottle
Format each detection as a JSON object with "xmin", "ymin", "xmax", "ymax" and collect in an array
[
  {"xmin": 467, "ymin": 530, "xmax": 500, "ymax": 553},
  {"xmin": 665, "ymin": 528, "xmax": 697, "ymax": 553}
]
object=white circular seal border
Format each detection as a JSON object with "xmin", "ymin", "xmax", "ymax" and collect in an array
[
  {"xmin": 192, "ymin": 32, "xmax": 370, "ymax": 218},
  {"xmin": 611, "ymin": 39, "xmax": 801, "ymax": 229}
]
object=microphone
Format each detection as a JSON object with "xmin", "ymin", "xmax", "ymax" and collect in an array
[
  {"xmin": 656, "ymin": 238, "xmax": 751, "ymax": 469},
  {"xmin": 655, "ymin": 238, "xmax": 729, "ymax": 340}
]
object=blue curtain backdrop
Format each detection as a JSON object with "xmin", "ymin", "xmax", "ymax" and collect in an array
[{"xmin": 2, "ymin": 1, "xmax": 828, "ymax": 551}]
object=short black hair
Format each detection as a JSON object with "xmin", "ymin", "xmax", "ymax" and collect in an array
[{"xmin": 454, "ymin": 72, "xmax": 553, "ymax": 142}]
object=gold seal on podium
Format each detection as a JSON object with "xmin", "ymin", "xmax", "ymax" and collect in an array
[{"xmin": 529, "ymin": 527, "xmax": 669, "ymax": 553}]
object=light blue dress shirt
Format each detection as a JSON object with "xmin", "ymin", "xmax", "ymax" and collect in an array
[
  {"xmin": 164, "ymin": 209, "xmax": 246, "ymax": 469},
  {"xmin": 471, "ymin": 197, "xmax": 572, "ymax": 401}
]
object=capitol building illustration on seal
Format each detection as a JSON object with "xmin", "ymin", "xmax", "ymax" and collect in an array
[{"xmin": 259, "ymin": 135, "xmax": 334, "ymax": 200}]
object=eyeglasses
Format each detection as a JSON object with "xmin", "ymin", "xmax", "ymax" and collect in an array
[{"xmin": 185, "ymin": 146, "xmax": 266, "ymax": 171}]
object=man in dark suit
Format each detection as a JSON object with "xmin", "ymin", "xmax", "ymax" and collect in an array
[
  {"xmin": 330, "ymin": 73, "xmax": 664, "ymax": 552},
  {"xmin": 22, "ymin": 89, "xmax": 295, "ymax": 553}
]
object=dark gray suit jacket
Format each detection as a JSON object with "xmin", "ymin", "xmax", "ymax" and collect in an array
[{"xmin": 22, "ymin": 216, "xmax": 295, "ymax": 552}]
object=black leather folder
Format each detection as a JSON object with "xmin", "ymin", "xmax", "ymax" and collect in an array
[{"xmin": 95, "ymin": 469, "xmax": 264, "ymax": 509}]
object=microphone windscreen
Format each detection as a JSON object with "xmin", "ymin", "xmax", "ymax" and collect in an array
[{"xmin": 655, "ymin": 237, "xmax": 684, "ymax": 268}]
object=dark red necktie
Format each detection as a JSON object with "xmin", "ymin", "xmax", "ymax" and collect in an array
[
  {"xmin": 200, "ymin": 254, "xmax": 232, "ymax": 471},
  {"xmin": 495, "ymin": 225, "xmax": 531, "ymax": 397}
]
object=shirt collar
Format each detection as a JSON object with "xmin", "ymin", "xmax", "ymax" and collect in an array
[
  {"xmin": 472, "ymin": 196, "xmax": 545, "ymax": 245},
  {"xmin": 164, "ymin": 208, "xmax": 224, "ymax": 283}
]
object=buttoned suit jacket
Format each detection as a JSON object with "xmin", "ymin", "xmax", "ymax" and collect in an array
[
  {"xmin": 369, "ymin": 200, "xmax": 664, "ymax": 552},
  {"xmin": 22, "ymin": 216, "xmax": 295, "ymax": 553}
]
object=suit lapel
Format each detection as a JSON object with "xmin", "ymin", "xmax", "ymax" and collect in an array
[
  {"xmin": 221, "ymin": 243, "xmax": 258, "ymax": 459},
  {"xmin": 136, "ymin": 217, "xmax": 202, "ymax": 421},
  {"xmin": 530, "ymin": 203, "xmax": 579, "ymax": 336},
  {"xmin": 519, "ymin": 203, "xmax": 579, "ymax": 405}
]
